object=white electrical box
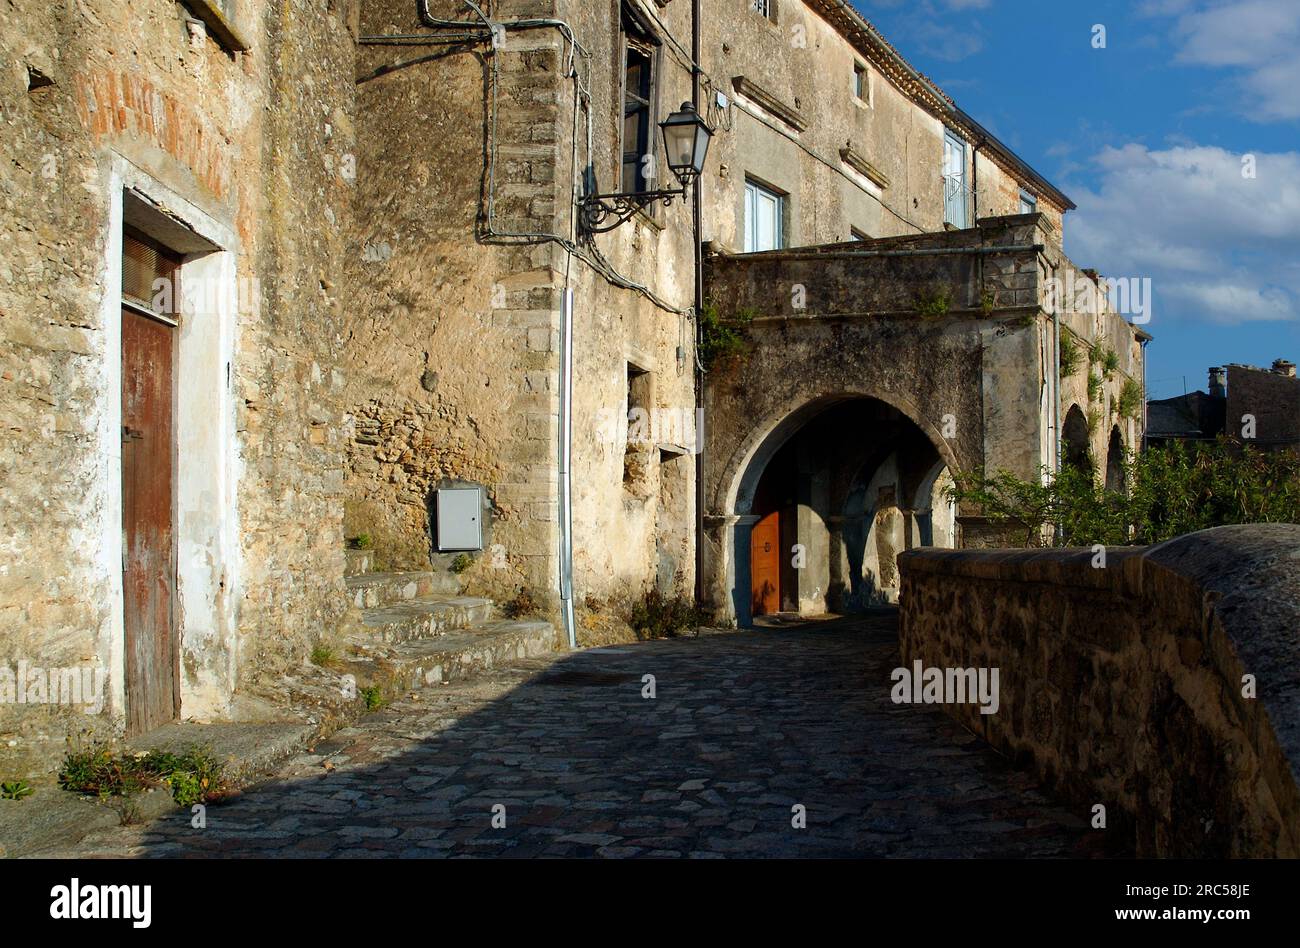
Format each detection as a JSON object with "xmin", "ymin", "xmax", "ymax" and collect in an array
[{"xmin": 436, "ymin": 487, "xmax": 483, "ymax": 551}]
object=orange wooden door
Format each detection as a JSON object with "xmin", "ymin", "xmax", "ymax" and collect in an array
[
  {"xmin": 122, "ymin": 306, "xmax": 178, "ymax": 736},
  {"xmin": 750, "ymin": 511, "xmax": 781, "ymax": 616}
]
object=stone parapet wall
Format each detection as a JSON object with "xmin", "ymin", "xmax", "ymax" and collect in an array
[{"xmin": 898, "ymin": 524, "xmax": 1300, "ymax": 857}]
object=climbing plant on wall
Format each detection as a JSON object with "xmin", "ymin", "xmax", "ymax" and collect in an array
[{"xmin": 697, "ymin": 300, "xmax": 756, "ymax": 371}]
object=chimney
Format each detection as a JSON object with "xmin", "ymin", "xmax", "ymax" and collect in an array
[
  {"xmin": 1272, "ymin": 358, "xmax": 1296, "ymax": 378},
  {"xmin": 1208, "ymin": 366, "xmax": 1226, "ymax": 398}
]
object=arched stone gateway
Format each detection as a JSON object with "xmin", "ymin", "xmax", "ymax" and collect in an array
[
  {"xmin": 700, "ymin": 216, "xmax": 1148, "ymax": 627},
  {"xmin": 707, "ymin": 392, "xmax": 960, "ymax": 626}
]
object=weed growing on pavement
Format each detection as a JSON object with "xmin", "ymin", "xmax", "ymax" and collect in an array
[
  {"xmin": 627, "ymin": 589, "xmax": 708, "ymax": 640},
  {"xmin": 59, "ymin": 744, "xmax": 228, "ymax": 807}
]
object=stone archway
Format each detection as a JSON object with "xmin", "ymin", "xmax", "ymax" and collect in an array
[
  {"xmin": 1105, "ymin": 425, "xmax": 1126, "ymax": 493},
  {"xmin": 1062, "ymin": 404, "xmax": 1091, "ymax": 473},
  {"xmin": 707, "ymin": 391, "xmax": 961, "ymax": 626}
]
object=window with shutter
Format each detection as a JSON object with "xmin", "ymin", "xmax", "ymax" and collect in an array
[{"xmin": 122, "ymin": 229, "xmax": 183, "ymax": 323}]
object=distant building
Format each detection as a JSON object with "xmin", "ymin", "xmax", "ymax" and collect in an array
[
  {"xmin": 1228, "ymin": 360, "xmax": 1300, "ymax": 451},
  {"xmin": 1145, "ymin": 368, "xmax": 1227, "ymax": 447},
  {"xmin": 1146, "ymin": 359, "xmax": 1299, "ymax": 452}
]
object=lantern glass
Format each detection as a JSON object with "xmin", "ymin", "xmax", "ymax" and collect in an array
[{"xmin": 659, "ymin": 102, "xmax": 711, "ymax": 186}]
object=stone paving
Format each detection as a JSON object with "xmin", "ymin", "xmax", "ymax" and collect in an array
[{"xmin": 43, "ymin": 614, "xmax": 1100, "ymax": 858}]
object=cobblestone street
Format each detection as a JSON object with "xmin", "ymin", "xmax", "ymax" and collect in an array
[{"xmin": 48, "ymin": 615, "xmax": 1095, "ymax": 858}]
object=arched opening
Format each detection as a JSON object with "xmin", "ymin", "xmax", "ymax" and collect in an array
[
  {"xmin": 1105, "ymin": 426, "xmax": 1126, "ymax": 493},
  {"xmin": 1062, "ymin": 404, "xmax": 1091, "ymax": 474},
  {"xmin": 733, "ymin": 396, "xmax": 955, "ymax": 624}
]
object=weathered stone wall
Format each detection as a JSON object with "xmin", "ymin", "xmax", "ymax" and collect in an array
[
  {"xmin": 898, "ymin": 525, "xmax": 1300, "ymax": 857},
  {"xmin": 1228, "ymin": 363, "xmax": 1300, "ymax": 450},
  {"xmin": 343, "ymin": 0, "xmax": 699, "ymax": 620},
  {"xmin": 558, "ymin": 0, "xmax": 699, "ymax": 612},
  {"xmin": 702, "ymin": 215, "xmax": 1054, "ymax": 508},
  {"xmin": 1051, "ymin": 245, "xmax": 1145, "ymax": 476},
  {"xmin": 344, "ymin": 0, "xmax": 566, "ymax": 604},
  {"xmin": 0, "ymin": 0, "xmax": 354, "ymax": 773},
  {"xmin": 238, "ymin": 0, "xmax": 355, "ymax": 682}
]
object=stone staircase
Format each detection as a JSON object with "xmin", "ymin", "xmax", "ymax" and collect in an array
[{"xmin": 338, "ymin": 548, "xmax": 558, "ymax": 696}]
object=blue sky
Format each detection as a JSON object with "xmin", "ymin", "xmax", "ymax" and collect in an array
[{"xmin": 855, "ymin": 0, "xmax": 1300, "ymax": 399}]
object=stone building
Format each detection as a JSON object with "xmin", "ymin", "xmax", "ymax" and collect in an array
[
  {"xmin": 1148, "ymin": 360, "xmax": 1300, "ymax": 452},
  {"xmin": 0, "ymin": 0, "xmax": 1145, "ymax": 772},
  {"xmin": 690, "ymin": 2, "xmax": 1144, "ymax": 621},
  {"xmin": 344, "ymin": 0, "xmax": 1145, "ymax": 630},
  {"xmin": 1, "ymin": 0, "xmax": 356, "ymax": 771}
]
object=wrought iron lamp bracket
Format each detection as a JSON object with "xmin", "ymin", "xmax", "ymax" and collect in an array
[{"xmin": 578, "ymin": 186, "xmax": 687, "ymax": 234}]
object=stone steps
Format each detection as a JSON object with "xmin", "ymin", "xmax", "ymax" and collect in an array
[
  {"xmin": 342, "ymin": 619, "xmax": 558, "ymax": 691},
  {"xmin": 338, "ymin": 546, "xmax": 559, "ymax": 700},
  {"xmin": 346, "ymin": 569, "xmax": 458, "ymax": 608},
  {"xmin": 359, "ymin": 595, "xmax": 494, "ymax": 644}
]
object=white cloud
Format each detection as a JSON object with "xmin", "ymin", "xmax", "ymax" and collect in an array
[
  {"xmin": 1162, "ymin": 282, "xmax": 1295, "ymax": 324},
  {"xmin": 1153, "ymin": 0, "xmax": 1300, "ymax": 121},
  {"xmin": 1173, "ymin": 0, "xmax": 1299, "ymax": 66},
  {"xmin": 1065, "ymin": 143, "xmax": 1300, "ymax": 326}
]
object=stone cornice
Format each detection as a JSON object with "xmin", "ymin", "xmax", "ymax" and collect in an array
[
  {"xmin": 730, "ymin": 75, "xmax": 807, "ymax": 132},
  {"xmin": 839, "ymin": 141, "xmax": 890, "ymax": 189}
]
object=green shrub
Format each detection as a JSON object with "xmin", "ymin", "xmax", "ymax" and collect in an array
[
  {"xmin": 359, "ymin": 686, "xmax": 385, "ymax": 712},
  {"xmin": 1087, "ymin": 372, "xmax": 1103, "ymax": 403},
  {"xmin": 1059, "ymin": 333, "xmax": 1082, "ymax": 377},
  {"xmin": 1, "ymin": 780, "xmax": 33, "ymax": 801},
  {"xmin": 59, "ymin": 744, "xmax": 227, "ymax": 807},
  {"xmin": 310, "ymin": 644, "xmax": 338, "ymax": 668},
  {"xmin": 1087, "ymin": 406, "xmax": 1102, "ymax": 434},
  {"xmin": 347, "ymin": 534, "xmax": 373, "ymax": 550},
  {"xmin": 450, "ymin": 552, "xmax": 474, "ymax": 574},
  {"xmin": 950, "ymin": 439, "xmax": 1300, "ymax": 548},
  {"xmin": 627, "ymin": 589, "xmax": 707, "ymax": 640},
  {"xmin": 913, "ymin": 288, "xmax": 952, "ymax": 319},
  {"xmin": 698, "ymin": 301, "xmax": 754, "ymax": 370},
  {"xmin": 1118, "ymin": 378, "xmax": 1143, "ymax": 420}
]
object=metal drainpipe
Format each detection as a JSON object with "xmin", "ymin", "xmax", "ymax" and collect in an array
[
  {"xmin": 1051, "ymin": 264, "xmax": 1063, "ymax": 545},
  {"xmin": 1053, "ymin": 308, "xmax": 1062, "ymax": 477},
  {"xmin": 558, "ymin": 286, "xmax": 576, "ymax": 648},
  {"xmin": 692, "ymin": 0, "xmax": 705, "ymax": 607},
  {"xmin": 1140, "ymin": 337, "xmax": 1149, "ymax": 452}
]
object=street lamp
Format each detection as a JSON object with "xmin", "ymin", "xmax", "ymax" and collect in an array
[{"xmin": 579, "ymin": 102, "xmax": 712, "ymax": 234}]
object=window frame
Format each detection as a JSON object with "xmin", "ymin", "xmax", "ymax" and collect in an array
[
  {"xmin": 744, "ymin": 178, "xmax": 785, "ymax": 253},
  {"xmin": 619, "ymin": 8, "xmax": 662, "ymax": 200},
  {"xmin": 122, "ymin": 225, "xmax": 185, "ymax": 326},
  {"xmin": 1019, "ymin": 189, "xmax": 1038, "ymax": 214},
  {"xmin": 942, "ymin": 129, "xmax": 970, "ymax": 228},
  {"xmin": 853, "ymin": 61, "xmax": 871, "ymax": 106}
]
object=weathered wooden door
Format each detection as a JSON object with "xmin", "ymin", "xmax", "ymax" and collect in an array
[
  {"xmin": 121, "ymin": 305, "xmax": 178, "ymax": 735},
  {"xmin": 750, "ymin": 511, "xmax": 781, "ymax": 617}
]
